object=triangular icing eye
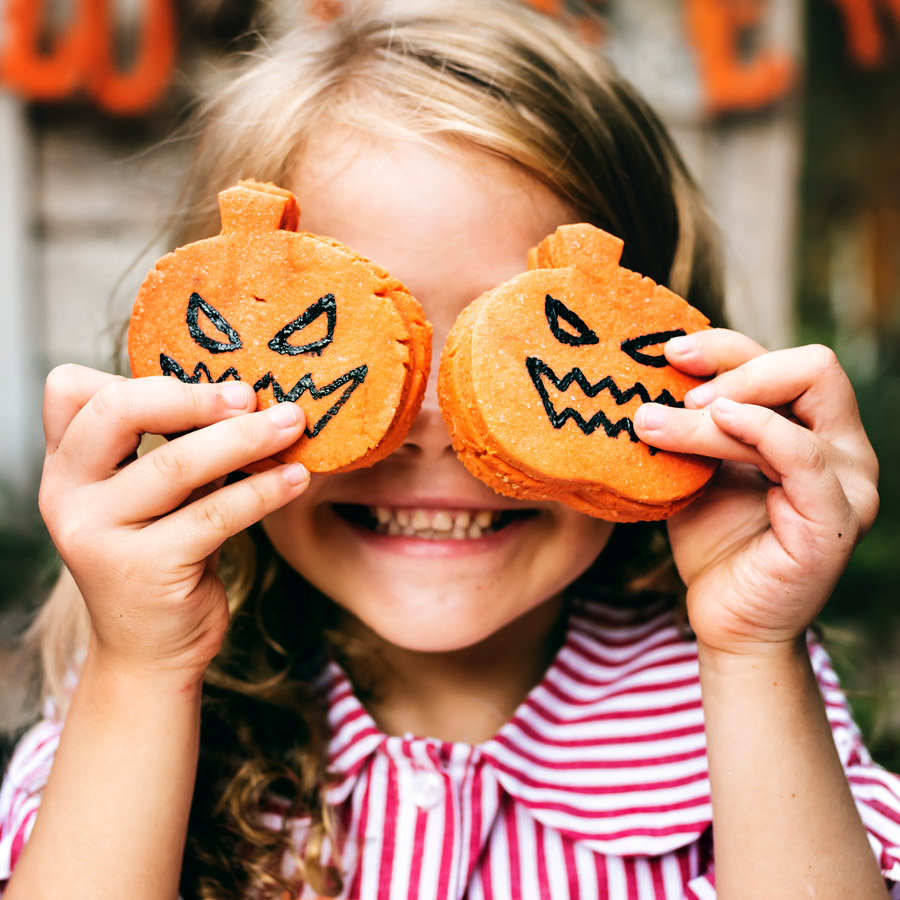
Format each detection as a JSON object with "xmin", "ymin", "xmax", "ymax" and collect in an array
[
  {"xmin": 621, "ymin": 329, "xmax": 686, "ymax": 367},
  {"xmin": 187, "ymin": 292, "xmax": 242, "ymax": 353},
  {"xmin": 268, "ymin": 293, "xmax": 337, "ymax": 356},
  {"xmin": 545, "ymin": 294, "xmax": 599, "ymax": 346}
]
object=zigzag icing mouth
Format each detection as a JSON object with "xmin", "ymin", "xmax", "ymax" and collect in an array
[
  {"xmin": 525, "ymin": 357, "xmax": 682, "ymax": 441},
  {"xmin": 158, "ymin": 354, "xmax": 367, "ymax": 438}
]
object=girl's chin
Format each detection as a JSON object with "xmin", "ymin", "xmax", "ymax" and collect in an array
[{"xmin": 335, "ymin": 595, "xmax": 531, "ymax": 655}]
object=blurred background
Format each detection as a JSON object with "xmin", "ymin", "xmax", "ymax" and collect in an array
[{"xmin": 1, "ymin": 0, "xmax": 898, "ymax": 761}]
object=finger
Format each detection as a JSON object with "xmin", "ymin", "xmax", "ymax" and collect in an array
[
  {"xmin": 106, "ymin": 402, "xmax": 308, "ymax": 520},
  {"xmin": 664, "ymin": 328, "xmax": 767, "ymax": 378},
  {"xmin": 43, "ymin": 364, "xmax": 127, "ymax": 455},
  {"xmin": 681, "ymin": 345, "xmax": 864, "ymax": 445},
  {"xmin": 154, "ymin": 461, "xmax": 310, "ymax": 560},
  {"xmin": 54, "ymin": 377, "xmax": 258, "ymax": 484},
  {"xmin": 634, "ymin": 402, "xmax": 781, "ymax": 481},
  {"xmin": 708, "ymin": 398, "xmax": 856, "ymax": 535}
]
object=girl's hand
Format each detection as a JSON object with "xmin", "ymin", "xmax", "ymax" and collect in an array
[
  {"xmin": 38, "ymin": 364, "xmax": 310, "ymax": 682},
  {"xmin": 633, "ymin": 330, "xmax": 879, "ymax": 657}
]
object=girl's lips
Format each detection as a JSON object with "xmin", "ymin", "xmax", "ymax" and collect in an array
[{"xmin": 330, "ymin": 503, "xmax": 539, "ymax": 555}]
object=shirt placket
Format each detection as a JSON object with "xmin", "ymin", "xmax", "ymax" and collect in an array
[{"xmin": 363, "ymin": 737, "xmax": 493, "ymax": 900}]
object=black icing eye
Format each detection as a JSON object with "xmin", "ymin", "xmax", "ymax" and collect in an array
[
  {"xmin": 268, "ymin": 293, "xmax": 337, "ymax": 356},
  {"xmin": 620, "ymin": 330, "xmax": 686, "ymax": 367},
  {"xmin": 545, "ymin": 294, "xmax": 599, "ymax": 346},
  {"xmin": 187, "ymin": 292, "xmax": 242, "ymax": 353}
]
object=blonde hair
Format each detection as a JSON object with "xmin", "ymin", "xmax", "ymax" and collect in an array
[
  {"xmin": 178, "ymin": 0, "xmax": 722, "ymax": 319},
  {"xmin": 30, "ymin": 1, "xmax": 724, "ymax": 897}
]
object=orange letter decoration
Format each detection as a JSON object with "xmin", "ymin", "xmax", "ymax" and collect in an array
[
  {"xmin": 0, "ymin": 0, "xmax": 175, "ymax": 114},
  {"xmin": 88, "ymin": 0, "xmax": 175, "ymax": 114},
  {"xmin": 521, "ymin": 0, "xmax": 565, "ymax": 15},
  {"xmin": 829, "ymin": 0, "xmax": 900, "ymax": 68},
  {"xmin": 685, "ymin": 0, "xmax": 795, "ymax": 114},
  {"xmin": 0, "ymin": 0, "xmax": 97, "ymax": 99}
]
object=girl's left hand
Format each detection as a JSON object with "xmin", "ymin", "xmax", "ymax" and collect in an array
[{"xmin": 633, "ymin": 329, "xmax": 879, "ymax": 657}]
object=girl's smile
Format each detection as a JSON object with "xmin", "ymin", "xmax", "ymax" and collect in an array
[
  {"xmin": 332, "ymin": 502, "xmax": 539, "ymax": 552},
  {"xmin": 261, "ymin": 128, "xmax": 614, "ymax": 655}
]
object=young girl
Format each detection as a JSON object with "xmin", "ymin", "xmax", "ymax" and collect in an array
[{"xmin": 2, "ymin": 1, "xmax": 899, "ymax": 898}]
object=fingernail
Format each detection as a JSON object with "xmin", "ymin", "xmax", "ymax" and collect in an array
[
  {"xmin": 636, "ymin": 404, "xmax": 668, "ymax": 430},
  {"xmin": 268, "ymin": 402, "xmax": 302, "ymax": 427},
  {"xmin": 221, "ymin": 382, "xmax": 252, "ymax": 409},
  {"xmin": 685, "ymin": 382, "xmax": 716, "ymax": 409},
  {"xmin": 713, "ymin": 396, "xmax": 739, "ymax": 415},
  {"xmin": 666, "ymin": 334, "xmax": 695, "ymax": 356},
  {"xmin": 281, "ymin": 462, "xmax": 308, "ymax": 485}
]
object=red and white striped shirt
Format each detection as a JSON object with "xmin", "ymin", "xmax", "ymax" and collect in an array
[{"xmin": 4, "ymin": 597, "xmax": 900, "ymax": 898}]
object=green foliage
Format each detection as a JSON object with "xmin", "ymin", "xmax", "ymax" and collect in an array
[
  {"xmin": 798, "ymin": 0, "xmax": 900, "ymax": 769},
  {"xmin": 0, "ymin": 498, "xmax": 57, "ymax": 639}
]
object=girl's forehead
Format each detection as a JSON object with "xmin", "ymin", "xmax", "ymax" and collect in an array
[{"xmin": 290, "ymin": 127, "xmax": 577, "ymax": 323}]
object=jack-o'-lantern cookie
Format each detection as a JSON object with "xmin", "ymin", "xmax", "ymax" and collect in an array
[
  {"xmin": 128, "ymin": 180, "xmax": 431, "ymax": 472},
  {"xmin": 438, "ymin": 223, "xmax": 717, "ymax": 521}
]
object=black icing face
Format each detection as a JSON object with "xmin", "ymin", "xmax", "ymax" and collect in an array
[
  {"xmin": 158, "ymin": 291, "xmax": 368, "ymax": 439},
  {"xmin": 525, "ymin": 293, "xmax": 686, "ymax": 444}
]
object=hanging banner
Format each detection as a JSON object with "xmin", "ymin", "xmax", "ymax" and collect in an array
[
  {"xmin": 518, "ymin": 0, "xmax": 899, "ymax": 114},
  {"xmin": 517, "ymin": 0, "xmax": 797, "ymax": 115},
  {"xmin": 0, "ymin": 0, "xmax": 897, "ymax": 116},
  {"xmin": 0, "ymin": 0, "xmax": 175, "ymax": 114}
]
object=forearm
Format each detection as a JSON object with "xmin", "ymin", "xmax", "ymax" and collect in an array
[
  {"xmin": 4, "ymin": 640, "xmax": 203, "ymax": 900},
  {"xmin": 699, "ymin": 638, "xmax": 888, "ymax": 900}
]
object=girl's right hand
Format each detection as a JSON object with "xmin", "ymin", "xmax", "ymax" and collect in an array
[{"xmin": 38, "ymin": 364, "xmax": 310, "ymax": 683}]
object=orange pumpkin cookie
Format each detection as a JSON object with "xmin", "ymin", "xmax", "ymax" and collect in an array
[
  {"xmin": 438, "ymin": 224, "xmax": 717, "ymax": 521},
  {"xmin": 128, "ymin": 180, "xmax": 431, "ymax": 472}
]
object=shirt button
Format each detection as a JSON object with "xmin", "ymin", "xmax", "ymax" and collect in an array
[{"xmin": 410, "ymin": 771, "xmax": 444, "ymax": 809}]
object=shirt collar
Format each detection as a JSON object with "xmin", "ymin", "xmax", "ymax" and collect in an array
[{"xmin": 319, "ymin": 597, "xmax": 710, "ymax": 856}]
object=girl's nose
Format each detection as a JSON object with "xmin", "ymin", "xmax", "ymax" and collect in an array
[{"xmin": 401, "ymin": 373, "xmax": 454, "ymax": 456}]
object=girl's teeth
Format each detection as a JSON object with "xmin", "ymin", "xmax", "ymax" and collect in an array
[
  {"xmin": 432, "ymin": 510, "xmax": 453, "ymax": 532},
  {"xmin": 371, "ymin": 507, "xmax": 502, "ymax": 540}
]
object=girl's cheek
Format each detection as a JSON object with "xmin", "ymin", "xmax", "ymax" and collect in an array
[{"xmin": 524, "ymin": 509, "xmax": 615, "ymax": 596}]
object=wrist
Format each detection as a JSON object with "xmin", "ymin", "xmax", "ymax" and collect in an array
[
  {"xmin": 696, "ymin": 633, "xmax": 809, "ymax": 679},
  {"xmin": 82, "ymin": 635, "xmax": 207, "ymax": 701}
]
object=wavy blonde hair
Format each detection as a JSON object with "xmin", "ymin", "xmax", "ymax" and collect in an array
[{"xmin": 28, "ymin": 1, "xmax": 723, "ymax": 897}]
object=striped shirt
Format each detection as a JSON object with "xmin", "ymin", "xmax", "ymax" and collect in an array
[{"xmin": 4, "ymin": 597, "xmax": 900, "ymax": 898}]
